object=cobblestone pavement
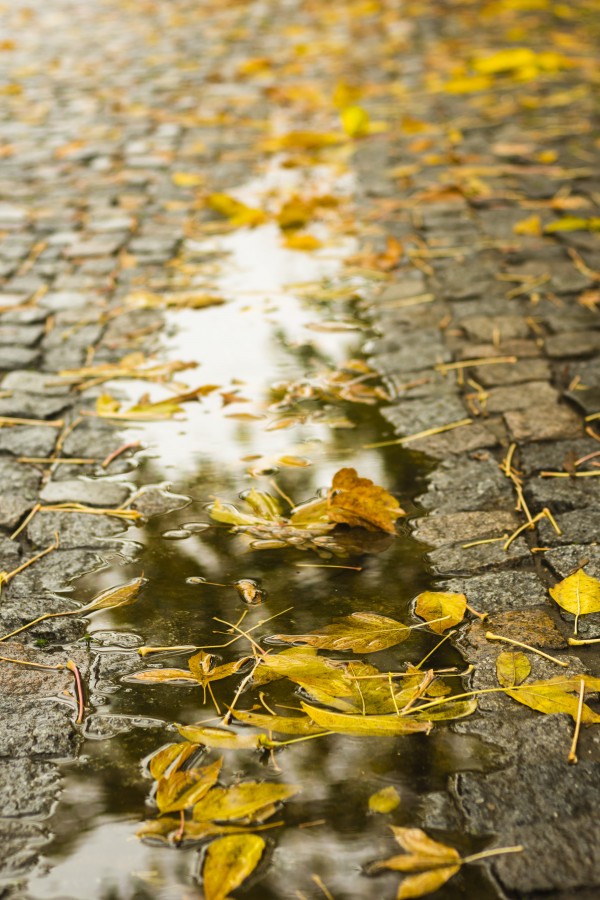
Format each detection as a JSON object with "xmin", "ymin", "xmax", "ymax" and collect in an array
[{"xmin": 1, "ymin": 0, "xmax": 600, "ymax": 897}]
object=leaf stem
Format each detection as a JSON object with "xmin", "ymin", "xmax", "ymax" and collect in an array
[
  {"xmin": 567, "ymin": 677, "xmax": 585, "ymax": 765},
  {"xmin": 485, "ymin": 632, "xmax": 569, "ymax": 668},
  {"xmin": 462, "ymin": 845, "xmax": 524, "ymax": 865}
]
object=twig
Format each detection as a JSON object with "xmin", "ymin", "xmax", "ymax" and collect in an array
[
  {"xmin": 67, "ymin": 659, "xmax": 85, "ymax": 724},
  {"xmin": 540, "ymin": 470, "xmax": 600, "ymax": 477},
  {"xmin": 0, "ymin": 655, "xmax": 64, "ymax": 670},
  {"xmin": 0, "ymin": 417, "xmax": 63, "ymax": 428},
  {"xmin": 435, "ymin": 356, "xmax": 517, "ymax": 374},
  {"xmin": 17, "ymin": 457, "xmax": 98, "ymax": 465},
  {"xmin": 1, "ymin": 532, "xmax": 59, "ymax": 585},
  {"xmin": 567, "ymin": 678, "xmax": 585, "ymax": 764},
  {"xmin": 101, "ymin": 440, "xmax": 142, "ymax": 468},
  {"xmin": 485, "ymin": 632, "xmax": 569, "ymax": 667},
  {"xmin": 296, "ymin": 563, "xmax": 363, "ymax": 571},
  {"xmin": 311, "ymin": 875, "xmax": 335, "ymax": 900},
  {"xmin": 10, "ymin": 503, "xmax": 41, "ymax": 540},
  {"xmin": 363, "ymin": 418, "xmax": 472, "ymax": 450}
]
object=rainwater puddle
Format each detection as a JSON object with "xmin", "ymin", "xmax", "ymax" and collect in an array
[{"xmin": 24, "ymin": 164, "xmax": 485, "ymax": 900}]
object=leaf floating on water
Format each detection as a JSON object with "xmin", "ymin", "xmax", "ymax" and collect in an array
[
  {"xmin": 368, "ymin": 785, "xmax": 401, "ymax": 814},
  {"xmin": 414, "ymin": 591, "xmax": 466, "ymax": 634},
  {"xmin": 231, "ymin": 709, "xmax": 327, "ymax": 735},
  {"xmin": 368, "ymin": 827, "xmax": 461, "ymax": 898},
  {"xmin": 301, "ymin": 703, "xmax": 431, "ymax": 736},
  {"xmin": 496, "ymin": 651, "xmax": 531, "ymax": 688},
  {"xmin": 188, "ymin": 652, "xmax": 251, "ymax": 687},
  {"xmin": 234, "ymin": 580, "xmax": 266, "ymax": 605},
  {"xmin": 129, "ymin": 668, "xmax": 198, "ymax": 684},
  {"xmin": 156, "ymin": 757, "xmax": 223, "ymax": 814},
  {"xmin": 148, "ymin": 742, "xmax": 201, "ymax": 781},
  {"xmin": 177, "ymin": 724, "xmax": 265, "ymax": 750},
  {"xmin": 410, "ymin": 697, "xmax": 478, "ymax": 722},
  {"xmin": 81, "ymin": 576, "xmax": 146, "ymax": 613},
  {"xmin": 275, "ymin": 612, "xmax": 410, "ymax": 654},
  {"xmin": 202, "ymin": 834, "xmax": 265, "ymax": 900},
  {"xmin": 193, "ymin": 781, "xmax": 300, "ymax": 823},
  {"xmin": 207, "ymin": 193, "xmax": 268, "ymax": 228},
  {"xmin": 549, "ymin": 569, "xmax": 600, "ymax": 631},
  {"xmin": 327, "ymin": 467, "xmax": 405, "ymax": 533}
]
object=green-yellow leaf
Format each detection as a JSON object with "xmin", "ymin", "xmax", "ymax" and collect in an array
[
  {"xmin": 202, "ymin": 834, "xmax": 265, "ymax": 900},
  {"xmin": 368, "ymin": 785, "xmax": 401, "ymax": 814},
  {"xmin": 340, "ymin": 105, "xmax": 370, "ymax": 137},
  {"xmin": 193, "ymin": 782, "xmax": 300, "ymax": 823},
  {"xmin": 414, "ymin": 591, "xmax": 466, "ymax": 634},
  {"xmin": 128, "ymin": 668, "xmax": 197, "ymax": 684},
  {"xmin": 274, "ymin": 611, "xmax": 409, "ymax": 653},
  {"xmin": 506, "ymin": 681, "xmax": 600, "ymax": 724},
  {"xmin": 300, "ymin": 702, "xmax": 431, "ymax": 736},
  {"xmin": 545, "ymin": 217, "xmax": 600, "ymax": 233},
  {"xmin": 496, "ymin": 651, "xmax": 531, "ymax": 688},
  {"xmin": 156, "ymin": 757, "xmax": 222, "ymax": 814},
  {"xmin": 231, "ymin": 709, "xmax": 327, "ymax": 735},
  {"xmin": 410, "ymin": 697, "xmax": 478, "ymax": 722}
]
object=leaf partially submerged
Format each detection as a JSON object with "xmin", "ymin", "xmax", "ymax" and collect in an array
[
  {"xmin": 368, "ymin": 785, "xmax": 401, "ymax": 814},
  {"xmin": 300, "ymin": 703, "xmax": 431, "ymax": 736},
  {"xmin": 231, "ymin": 709, "xmax": 327, "ymax": 735},
  {"xmin": 414, "ymin": 592, "xmax": 466, "ymax": 634},
  {"xmin": 202, "ymin": 834, "xmax": 265, "ymax": 900},
  {"xmin": 177, "ymin": 724, "xmax": 266, "ymax": 750},
  {"xmin": 327, "ymin": 467, "xmax": 405, "ymax": 533},
  {"xmin": 193, "ymin": 782, "xmax": 300, "ymax": 823},
  {"xmin": 81, "ymin": 576, "xmax": 146, "ymax": 613},
  {"xmin": 274, "ymin": 612, "xmax": 409, "ymax": 653},
  {"xmin": 368, "ymin": 827, "xmax": 461, "ymax": 899},
  {"xmin": 156, "ymin": 757, "xmax": 222, "ymax": 814},
  {"xmin": 148, "ymin": 742, "xmax": 201, "ymax": 780}
]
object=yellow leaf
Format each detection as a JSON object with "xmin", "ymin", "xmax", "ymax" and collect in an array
[
  {"xmin": 261, "ymin": 130, "xmax": 344, "ymax": 153},
  {"xmin": 193, "ymin": 782, "xmax": 300, "ymax": 823},
  {"xmin": 207, "ymin": 193, "xmax": 267, "ymax": 228},
  {"xmin": 396, "ymin": 866, "xmax": 462, "ymax": 899},
  {"xmin": 148, "ymin": 742, "xmax": 200, "ymax": 781},
  {"xmin": 368, "ymin": 786, "xmax": 401, "ymax": 814},
  {"xmin": 549, "ymin": 569, "xmax": 600, "ymax": 628},
  {"xmin": 391, "ymin": 827, "xmax": 461, "ymax": 860},
  {"xmin": 171, "ymin": 171, "xmax": 204, "ymax": 187},
  {"xmin": 177, "ymin": 724, "xmax": 264, "ymax": 750},
  {"xmin": 156, "ymin": 757, "xmax": 222, "ymax": 813},
  {"xmin": 96, "ymin": 394, "xmax": 121, "ymax": 415},
  {"xmin": 513, "ymin": 214, "xmax": 542, "ymax": 236},
  {"xmin": 443, "ymin": 74, "xmax": 492, "ymax": 93},
  {"xmin": 231, "ymin": 710, "xmax": 327, "ymax": 735},
  {"xmin": 506, "ymin": 680, "xmax": 600, "ymax": 723},
  {"xmin": 414, "ymin": 592, "xmax": 466, "ymax": 634},
  {"xmin": 274, "ymin": 611, "xmax": 409, "ymax": 653},
  {"xmin": 327, "ymin": 467, "xmax": 405, "ymax": 533},
  {"xmin": 300, "ymin": 703, "xmax": 431, "ymax": 736},
  {"xmin": 81, "ymin": 576, "xmax": 145, "ymax": 613},
  {"xmin": 340, "ymin": 105, "xmax": 370, "ymax": 137},
  {"xmin": 202, "ymin": 834, "xmax": 265, "ymax": 900},
  {"xmin": 473, "ymin": 47, "xmax": 538, "ymax": 74},
  {"xmin": 283, "ymin": 233, "xmax": 323, "ymax": 251},
  {"xmin": 496, "ymin": 651, "xmax": 531, "ymax": 687},
  {"xmin": 545, "ymin": 217, "xmax": 600, "ymax": 233},
  {"xmin": 129, "ymin": 668, "xmax": 197, "ymax": 684}
]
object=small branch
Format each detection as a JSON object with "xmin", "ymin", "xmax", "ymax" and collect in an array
[
  {"xmin": 485, "ymin": 632, "xmax": 569, "ymax": 667},
  {"xmin": 0, "ymin": 655, "xmax": 64, "ymax": 670},
  {"xmin": 101, "ymin": 440, "xmax": 142, "ymax": 468},
  {"xmin": 567, "ymin": 678, "xmax": 585, "ymax": 765},
  {"xmin": 363, "ymin": 418, "xmax": 472, "ymax": 450},
  {"xmin": 67, "ymin": 659, "xmax": 85, "ymax": 724}
]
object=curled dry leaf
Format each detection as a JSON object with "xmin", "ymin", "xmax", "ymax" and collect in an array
[
  {"xmin": 274, "ymin": 611, "xmax": 410, "ymax": 653},
  {"xmin": 81, "ymin": 576, "xmax": 146, "ymax": 613},
  {"xmin": 414, "ymin": 591, "xmax": 466, "ymax": 634},
  {"xmin": 327, "ymin": 467, "xmax": 405, "ymax": 533},
  {"xmin": 496, "ymin": 651, "xmax": 531, "ymax": 688},
  {"xmin": 202, "ymin": 834, "xmax": 266, "ymax": 900}
]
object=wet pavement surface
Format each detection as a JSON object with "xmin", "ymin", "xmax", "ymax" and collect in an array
[{"xmin": 0, "ymin": 0, "xmax": 600, "ymax": 898}]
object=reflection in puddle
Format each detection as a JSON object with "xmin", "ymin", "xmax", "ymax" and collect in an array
[{"xmin": 23, "ymin": 157, "xmax": 465, "ymax": 900}]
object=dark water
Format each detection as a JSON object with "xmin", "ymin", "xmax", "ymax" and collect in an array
[{"xmin": 24, "ymin": 180, "xmax": 495, "ymax": 900}]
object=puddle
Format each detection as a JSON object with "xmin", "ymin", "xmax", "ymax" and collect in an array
[{"xmin": 23, "ymin": 161, "xmax": 480, "ymax": 900}]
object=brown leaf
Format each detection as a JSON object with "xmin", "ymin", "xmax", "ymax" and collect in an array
[{"xmin": 327, "ymin": 467, "xmax": 405, "ymax": 533}]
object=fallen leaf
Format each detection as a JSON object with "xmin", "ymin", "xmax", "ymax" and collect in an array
[
  {"xmin": 193, "ymin": 782, "xmax": 300, "ymax": 823},
  {"xmin": 81, "ymin": 576, "xmax": 145, "ymax": 613},
  {"xmin": 496, "ymin": 651, "xmax": 531, "ymax": 688},
  {"xmin": 156, "ymin": 757, "xmax": 222, "ymax": 814},
  {"xmin": 368, "ymin": 827, "xmax": 461, "ymax": 898},
  {"xmin": 549, "ymin": 569, "xmax": 600, "ymax": 628},
  {"xmin": 202, "ymin": 834, "xmax": 265, "ymax": 900},
  {"xmin": 148, "ymin": 742, "xmax": 201, "ymax": 780},
  {"xmin": 172, "ymin": 171, "xmax": 204, "ymax": 187},
  {"xmin": 274, "ymin": 611, "xmax": 410, "ymax": 653},
  {"xmin": 300, "ymin": 702, "xmax": 431, "ymax": 736},
  {"xmin": 231, "ymin": 709, "xmax": 327, "ymax": 735},
  {"xmin": 368, "ymin": 785, "xmax": 401, "ymax": 814},
  {"xmin": 340, "ymin": 105, "xmax": 370, "ymax": 137},
  {"xmin": 414, "ymin": 591, "xmax": 466, "ymax": 634},
  {"xmin": 506, "ymin": 679, "xmax": 600, "ymax": 723},
  {"xmin": 283, "ymin": 233, "xmax": 323, "ymax": 251},
  {"xmin": 327, "ymin": 467, "xmax": 405, "ymax": 533},
  {"xmin": 177, "ymin": 724, "xmax": 265, "ymax": 750},
  {"xmin": 128, "ymin": 667, "xmax": 198, "ymax": 684},
  {"xmin": 513, "ymin": 215, "xmax": 542, "ymax": 236},
  {"xmin": 545, "ymin": 217, "xmax": 600, "ymax": 233},
  {"xmin": 207, "ymin": 193, "xmax": 267, "ymax": 228}
]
